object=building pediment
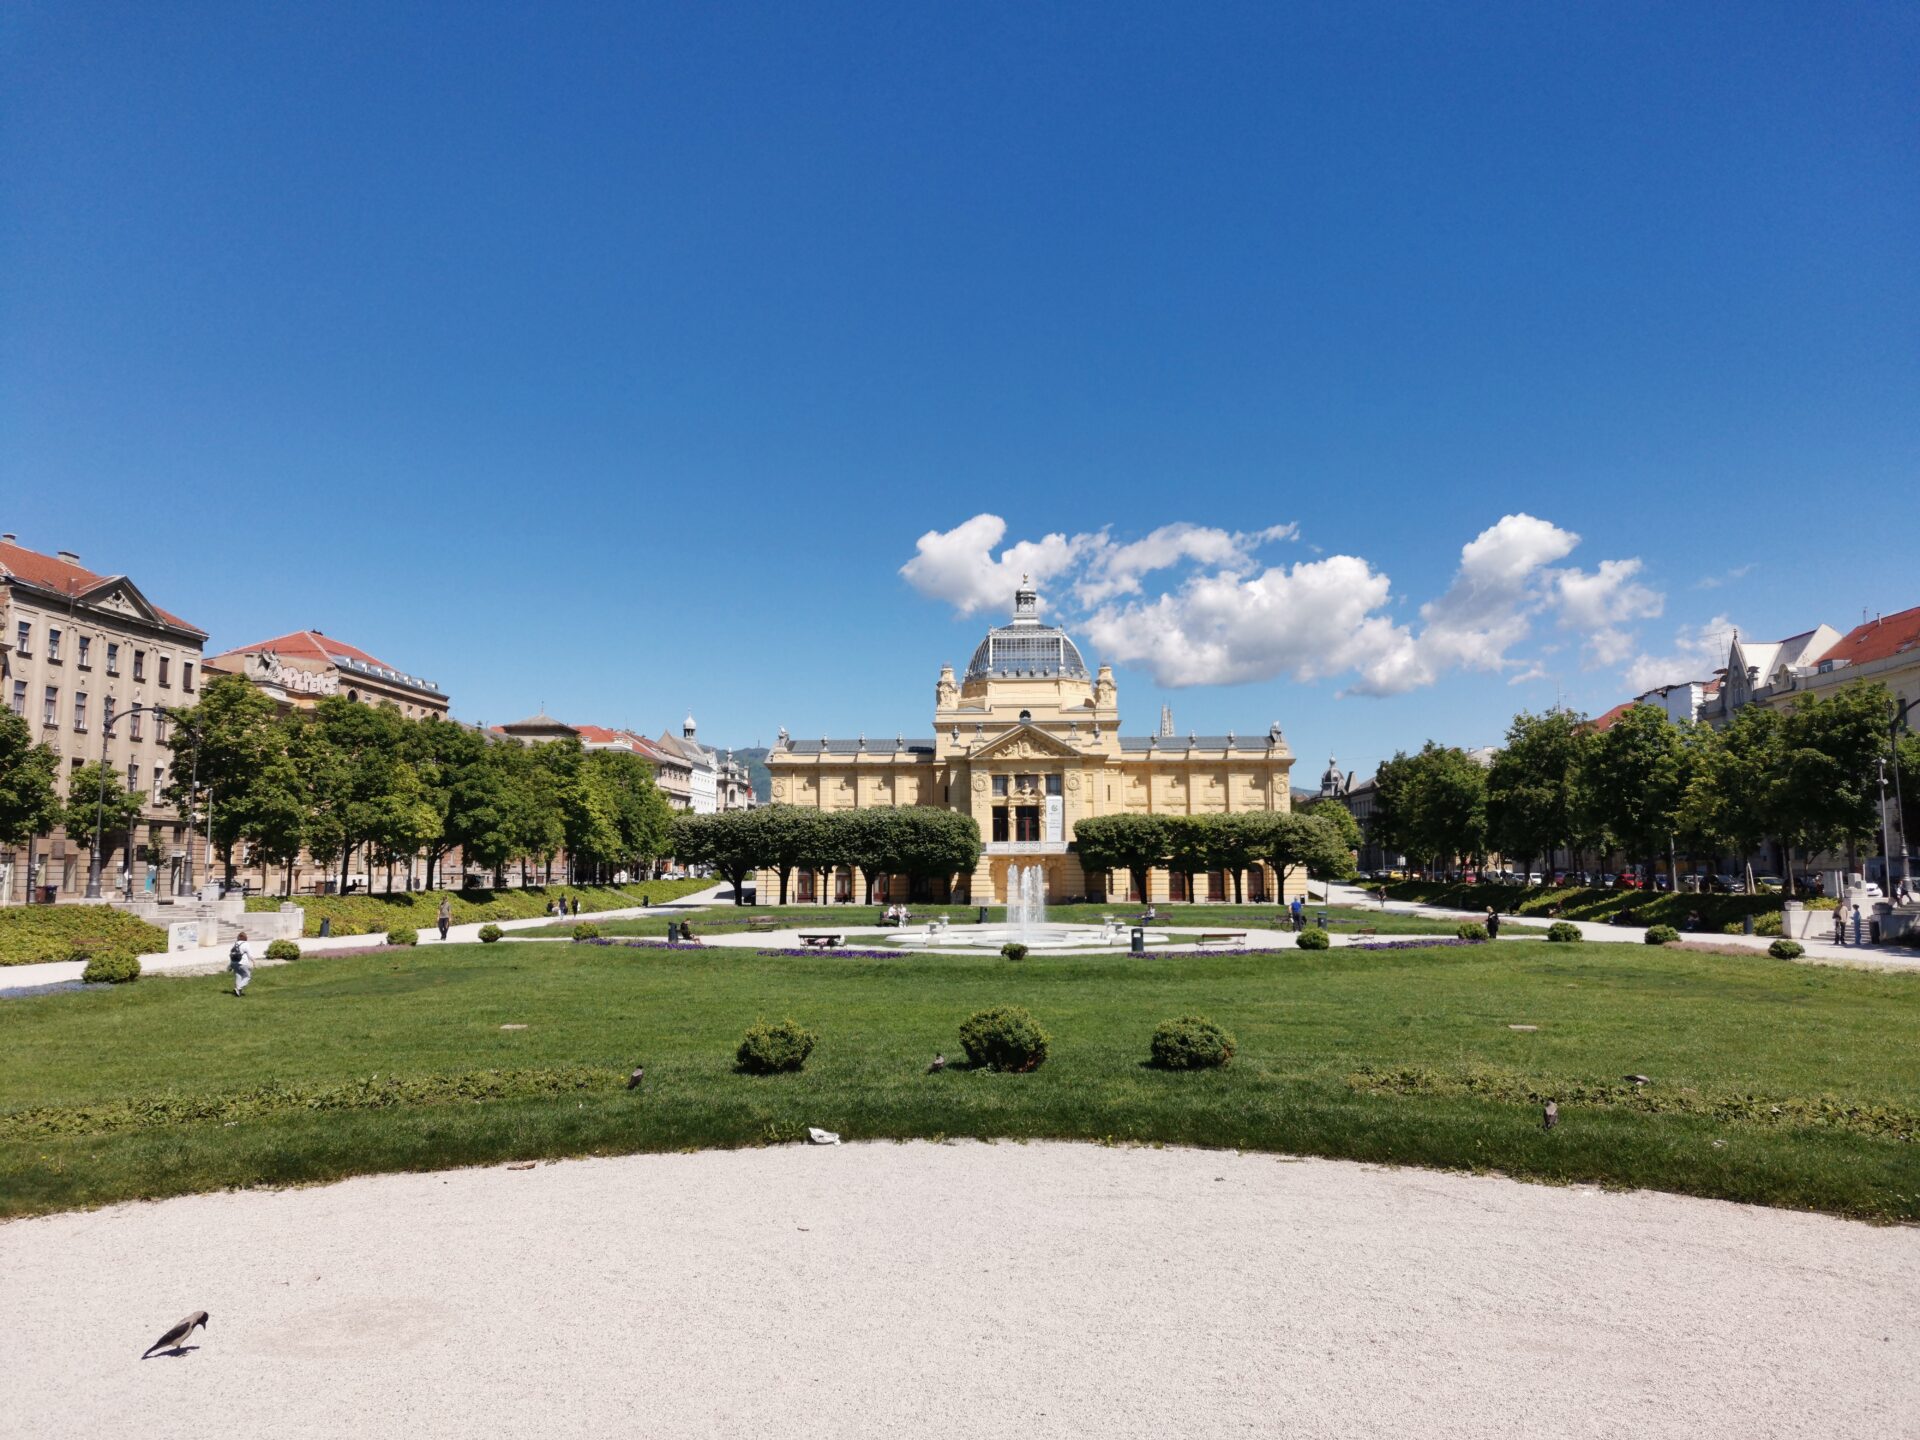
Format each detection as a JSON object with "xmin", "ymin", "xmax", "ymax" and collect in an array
[
  {"xmin": 970, "ymin": 724, "xmax": 1085, "ymax": 762},
  {"xmin": 74, "ymin": 577, "xmax": 165, "ymax": 626}
]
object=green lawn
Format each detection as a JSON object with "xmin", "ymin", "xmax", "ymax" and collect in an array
[
  {"xmin": 524, "ymin": 902, "xmax": 1534, "ymax": 939},
  {"xmin": 5, "ymin": 937, "xmax": 1916, "ymax": 1220},
  {"xmin": 243, "ymin": 878, "xmax": 715, "ymax": 937}
]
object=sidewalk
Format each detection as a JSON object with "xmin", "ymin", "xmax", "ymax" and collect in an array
[
  {"xmin": 0, "ymin": 883, "xmax": 732, "ymax": 996},
  {"xmin": 1324, "ymin": 884, "xmax": 1920, "ymax": 973}
]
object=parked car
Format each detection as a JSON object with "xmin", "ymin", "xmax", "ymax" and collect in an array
[
  {"xmin": 1613, "ymin": 872, "xmax": 1643, "ymax": 890},
  {"xmin": 1711, "ymin": 874, "xmax": 1744, "ymax": 893},
  {"xmin": 1751, "ymin": 876, "xmax": 1783, "ymax": 893}
]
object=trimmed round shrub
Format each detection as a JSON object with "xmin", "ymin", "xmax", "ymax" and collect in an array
[
  {"xmin": 265, "ymin": 938, "xmax": 301, "ymax": 962},
  {"xmin": 477, "ymin": 924, "xmax": 504, "ymax": 944},
  {"xmin": 958, "ymin": 1005, "xmax": 1050, "ymax": 1072},
  {"xmin": 1296, "ymin": 927, "xmax": 1331, "ymax": 951},
  {"xmin": 1456, "ymin": 922, "xmax": 1489, "ymax": 941},
  {"xmin": 1000, "ymin": 942, "xmax": 1029, "ymax": 961},
  {"xmin": 81, "ymin": 951, "xmax": 140, "ymax": 984},
  {"xmin": 1149, "ymin": 1015, "xmax": 1236, "ymax": 1070},
  {"xmin": 1546, "ymin": 921, "xmax": 1582, "ymax": 943},
  {"xmin": 1645, "ymin": 925, "xmax": 1679, "ymax": 946},
  {"xmin": 1722, "ymin": 911, "xmax": 1784, "ymax": 937},
  {"xmin": 1769, "ymin": 939, "xmax": 1805, "ymax": 960},
  {"xmin": 572, "ymin": 922, "xmax": 603, "ymax": 941},
  {"xmin": 386, "ymin": 927, "xmax": 419, "ymax": 947},
  {"xmin": 736, "ymin": 1017, "xmax": 815, "ymax": 1075}
]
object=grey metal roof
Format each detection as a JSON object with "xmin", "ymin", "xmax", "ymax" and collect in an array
[
  {"xmin": 1118, "ymin": 735, "xmax": 1276, "ymax": 752},
  {"xmin": 963, "ymin": 623, "xmax": 1090, "ymax": 683},
  {"xmin": 783, "ymin": 739, "xmax": 937, "ymax": 755}
]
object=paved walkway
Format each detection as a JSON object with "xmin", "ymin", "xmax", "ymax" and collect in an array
[
  {"xmin": 0, "ymin": 884, "xmax": 731, "ymax": 996},
  {"xmin": 5, "ymin": 1142, "xmax": 1914, "ymax": 1439}
]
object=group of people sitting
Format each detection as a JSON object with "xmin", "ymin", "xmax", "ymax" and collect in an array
[{"xmin": 879, "ymin": 904, "xmax": 916, "ymax": 926}]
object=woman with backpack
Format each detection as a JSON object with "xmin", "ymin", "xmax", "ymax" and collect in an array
[{"xmin": 228, "ymin": 931, "xmax": 254, "ymax": 997}]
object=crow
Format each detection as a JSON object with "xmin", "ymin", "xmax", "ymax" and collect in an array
[
  {"xmin": 927, "ymin": 1053, "xmax": 946, "ymax": 1074},
  {"xmin": 1542, "ymin": 1100, "xmax": 1559, "ymax": 1131},
  {"xmin": 143, "ymin": 1311, "xmax": 208, "ymax": 1358},
  {"xmin": 627, "ymin": 1066, "xmax": 645, "ymax": 1090}
]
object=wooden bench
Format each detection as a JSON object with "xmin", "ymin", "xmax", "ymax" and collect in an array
[
  {"xmin": 745, "ymin": 916, "xmax": 780, "ymax": 931},
  {"xmin": 797, "ymin": 933, "xmax": 845, "ymax": 950},
  {"xmin": 1355, "ymin": 927, "xmax": 1376, "ymax": 939},
  {"xmin": 1196, "ymin": 931, "xmax": 1248, "ymax": 948}
]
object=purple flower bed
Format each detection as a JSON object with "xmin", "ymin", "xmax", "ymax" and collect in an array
[{"xmin": 1207, "ymin": 937, "xmax": 1489, "ymax": 958}]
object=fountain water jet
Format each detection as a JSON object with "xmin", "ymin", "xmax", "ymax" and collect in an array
[{"xmin": 1008, "ymin": 864, "xmax": 1048, "ymax": 942}]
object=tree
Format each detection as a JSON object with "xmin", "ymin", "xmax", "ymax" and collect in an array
[
  {"xmin": 893, "ymin": 808, "xmax": 981, "ymax": 901},
  {"xmin": 1576, "ymin": 704, "xmax": 1684, "ymax": 877},
  {"xmin": 1295, "ymin": 796, "xmax": 1363, "ymax": 857},
  {"xmin": 841, "ymin": 808, "xmax": 907, "ymax": 904},
  {"xmin": 1209, "ymin": 812, "xmax": 1271, "ymax": 904},
  {"xmin": 63, "ymin": 761, "xmax": 144, "ymax": 878},
  {"xmin": 578, "ymin": 748, "xmax": 673, "ymax": 881},
  {"xmin": 676, "ymin": 808, "xmax": 771, "ymax": 904},
  {"xmin": 0, "ymin": 708, "xmax": 61, "ymax": 854},
  {"xmin": 446, "ymin": 742, "xmax": 524, "ymax": 886},
  {"xmin": 1163, "ymin": 815, "xmax": 1214, "ymax": 901},
  {"xmin": 306, "ymin": 696, "xmax": 413, "ymax": 895},
  {"xmin": 1485, "ymin": 709, "xmax": 1588, "ymax": 880},
  {"xmin": 409, "ymin": 718, "xmax": 489, "ymax": 890},
  {"xmin": 1775, "ymin": 682, "xmax": 1896, "ymax": 877},
  {"xmin": 162, "ymin": 673, "xmax": 281, "ymax": 885},
  {"xmin": 1262, "ymin": 811, "xmax": 1352, "ymax": 898},
  {"xmin": 1071, "ymin": 813, "xmax": 1168, "ymax": 904},
  {"xmin": 244, "ymin": 736, "xmax": 313, "ymax": 897},
  {"xmin": 759, "ymin": 805, "xmax": 836, "ymax": 905}
]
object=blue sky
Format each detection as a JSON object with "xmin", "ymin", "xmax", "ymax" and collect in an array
[{"xmin": 4, "ymin": 2, "xmax": 1915, "ymax": 780}]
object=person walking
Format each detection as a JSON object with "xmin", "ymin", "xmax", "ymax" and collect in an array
[
  {"xmin": 228, "ymin": 931, "xmax": 254, "ymax": 998},
  {"xmin": 571, "ymin": 895, "xmax": 581, "ymax": 916},
  {"xmin": 1290, "ymin": 896, "xmax": 1305, "ymax": 932},
  {"xmin": 437, "ymin": 897, "xmax": 452, "ymax": 942},
  {"xmin": 1485, "ymin": 906, "xmax": 1501, "ymax": 940},
  {"xmin": 1834, "ymin": 899, "xmax": 1851, "ymax": 946}
]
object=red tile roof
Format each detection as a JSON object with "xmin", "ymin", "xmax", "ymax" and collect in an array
[
  {"xmin": 1819, "ymin": 606, "xmax": 1920, "ymax": 670},
  {"xmin": 1588, "ymin": 701, "xmax": 1634, "ymax": 732},
  {"xmin": 204, "ymin": 629, "xmax": 396, "ymax": 671},
  {"xmin": 0, "ymin": 538, "xmax": 206, "ymax": 636}
]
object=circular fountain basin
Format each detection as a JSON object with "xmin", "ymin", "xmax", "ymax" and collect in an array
[{"xmin": 884, "ymin": 923, "xmax": 1172, "ymax": 952}]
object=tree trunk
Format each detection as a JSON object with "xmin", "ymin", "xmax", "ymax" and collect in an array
[{"xmin": 1232, "ymin": 868, "xmax": 1245, "ymax": 904}]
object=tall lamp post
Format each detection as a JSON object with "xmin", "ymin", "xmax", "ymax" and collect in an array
[
  {"xmin": 1893, "ymin": 699, "xmax": 1913, "ymax": 894},
  {"xmin": 83, "ymin": 703, "xmax": 173, "ymax": 901}
]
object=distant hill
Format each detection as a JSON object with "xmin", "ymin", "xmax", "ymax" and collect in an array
[{"xmin": 729, "ymin": 746, "xmax": 772, "ymax": 803}]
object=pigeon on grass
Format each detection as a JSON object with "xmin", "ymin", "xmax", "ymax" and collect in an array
[
  {"xmin": 1542, "ymin": 1100, "xmax": 1559, "ymax": 1131},
  {"xmin": 627, "ymin": 1066, "xmax": 645, "ymax": 1090},
  {"xmin": 1623, "ymin": 1074, "xmax": 1651, "ymax": 1088},
  {"xmin": 927, "ymin": 1053, "xmax": 946, "ymax": 1074},
  {"xmin": 143, "ymin": 1311, "xmax": 208, "ymax": 1358},
  {"xmin": 806, "ymin": 1127, "xmax": 841, "ymax": 1145}
]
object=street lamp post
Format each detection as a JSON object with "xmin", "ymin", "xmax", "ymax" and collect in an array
[
  {"xmin": 1892, "ymin": 699, "xmax": 1913, "ymax": 893},
  {"xmin": 83, "ymin": 704, "xmax": 172, "ymax": 902}
]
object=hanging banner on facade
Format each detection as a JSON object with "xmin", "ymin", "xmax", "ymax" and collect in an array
[{"xmin": 1045, "ymin": 795, "xmax": 1063, "ymax": 843}]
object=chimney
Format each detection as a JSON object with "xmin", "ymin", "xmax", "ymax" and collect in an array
[
  {"xmin": 0, "ymin": 533, "xmax": 15, "ymax": 543},
  {"xmin": 57, "ymin": 550, "xmax": 80, "ymax": 564}
]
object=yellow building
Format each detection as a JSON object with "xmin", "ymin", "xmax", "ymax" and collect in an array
[{"xmin": 761, "ymin": 579, "xmax": 1299, "ymax": 905}]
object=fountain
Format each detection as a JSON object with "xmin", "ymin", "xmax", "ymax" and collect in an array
[
  {"xmin": 1008, "ymin": 864, "xmax": 1047, "ymax": 942},
  {"xmin": 885, "ymin": 861, "xmax": 1170, "ymax": 952}
]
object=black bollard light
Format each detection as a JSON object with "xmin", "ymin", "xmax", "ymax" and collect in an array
[
  {"xmin": 1743, "ymin": 915, "xmax": 1754, "ymax": 936},
  {"xmin": 319, "ymin": 917, "xmax": 332, "ymax": 938},
  {"xmin": 978, "ymin": 905, "xmax": 988, "ymax": 925},
  {"xmin": 643, "ymin": 896, "xmax": 651, "ymax": 907},
  {"xmin": 1131, "ymin": 927, "xmax": 1145, "ymax": 955}
]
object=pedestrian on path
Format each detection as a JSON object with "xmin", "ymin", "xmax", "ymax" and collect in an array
[
  {"xmin": 1485, "ymin": 907, "xmax": 1500, "ymax": 940},
  {"xmin": 1834, "ymin": 900, "xmax": 1851, "ymax": 946},
  {"xmin": 571, "ymin": 896, "xmax": 581, "ymax": 916},
  {"xmin": 437, "ymin": 897, "xmax": 452, "ymax": 942},
  {"xmin": 228, "ymin": 932, "xmax": 254, "ymax": 997},
  {"xmin": 1290, "ymin": 896, "xmax": 1304, "ymax": 932}
]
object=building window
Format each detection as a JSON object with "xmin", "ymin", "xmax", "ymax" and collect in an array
[
  {"xmin": 158, "ymin": 655, "xmax": 170, "ymax": 686},
  {"xmin": 992, "ymin": 808, "xmax": 1010, "ymax": 842},
  {"xmin": 77, "ymin": 635, "xmax": 91, "ymax": 669},
  {"xmin": 1014, "ymin": 806, "xmax": 1040, "ymax": 842},
  {"xmin": 43, "ymin": 686, "xmax": 58, "ymax": 726},
  {"xmin": 73, "ymin": 692, "xmax": 88, "ymax": 732},
  {"xmin": 129, "ymin": 710, "xmax": 142, "ymax": 741},
  {"xmin": 182, "ymin": 662, "xmax": 195, "ymax": 692},
  {"xmin": 1046, "ymin": 774, "xmax": 1063, "ymax": 796},
  {"xmin": 154, "ymin": 764, "xmax": 166, "ymax": 794},
  {"xmin": 133, "ymin": 650, "xmax": 146, "ymax": 682},
  {"xmin": 991, "ymin": 775, "xmax": 1008, "ymax": 797},
  {"xmin": 14, "ymin": 621, "xmax": 29, "ymax": 656},
  {"xmin": 10, "ymin": 680, "xmax": 24, "ymax": 714},
  {"xmin": 47, "ymin": 627, "xmax": 62, "ymax": 662},
  {"xmin": 155, "ymin": 711, "xmax": 169, "ymax": 743},
  {"xmin": 127, "ymin": 762, "xmax": 139, "ymax": 793},
  {"xmin": 106, "ymin": 642, "xmax": 120, "ymax": 675}
]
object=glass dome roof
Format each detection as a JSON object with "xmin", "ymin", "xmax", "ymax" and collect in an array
[{"xmin": 962, "ymin": 576, "xmax": 1092, "ymax": 682}]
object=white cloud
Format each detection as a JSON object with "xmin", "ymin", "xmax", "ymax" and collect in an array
[
  {"xmin": 1697, "ymin": 563, "xmax": 1755, "ymax": 591},
  {"xmin": 1623, "ymin": 614, "xmax": 1739, "ymax": 694},
  {"xmin": 1553, "ymin": 557, "xmax": 1663, "ymax": 665},
  {"xmin": 1073, "ymin": 522, "xmax": 1297, "ymax": 606},
  {"xmin": 899, "ymin": 514, "xmax": 1098, "ymax": 617}
]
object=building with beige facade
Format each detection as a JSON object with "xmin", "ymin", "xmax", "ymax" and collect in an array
[
  {"xmin": 203, "ymin": 629, "xmax": 450, "ymax": 718},
  {"xmin": 760, "ymin": 579, "xmax": 1299, "ymax": 905},
  {"xmin": 1, "ymin": 535, "xmax": 208, "ymax": 903}
]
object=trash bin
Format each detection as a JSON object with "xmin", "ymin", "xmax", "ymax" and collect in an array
[
  {"xmin": 643, "ymin": 896, "xmax": 651, "ymax": 907},
  {"xmin": 319, "ymin": 918, "xmax": 332, "ymax": 938},
  {"xmin": 1742, "ymin": 915, "xmax": 1754, "ymax": 936},
  {"xmin": 1316, "ymin": 911, "xmax": 1327, "ymax": 928},
  {"xmin": 668, "ymin": 921, "xmax": 681, "ymax": 943},
  {"xmin": 978, "ymin": 906, "xmax": 989, "ymax": 924},
  {"xmin": 1130, "ymin": 927, "xmax": 1144, "ymax": 955},
  {"xmin": 37, "ymin": 885, "xmax": 57, "ymax": 905}
]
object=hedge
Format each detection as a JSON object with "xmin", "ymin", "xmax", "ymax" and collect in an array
[
  {"xmin": 1382, "ymin": 881, "xmax": 1792, "ymax": 932},
  {"xmin": 0, "ymin": 907, "xmax": 168, "ymax": 968},
  {"xmin": 245, "ymin": 878, "xmax": 713, "ymax": 938}
]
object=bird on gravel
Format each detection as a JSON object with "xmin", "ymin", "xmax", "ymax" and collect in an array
[
  {"xmin": 1623, "ymin": 1074, "xmax": 1651, "ymax": 1088},
  {"xmin": 143, "ymin": 1311, "xmax": 208, "ymax": 1358},
  {"xmin": 927, "ymin": 1053, "xmax": 946, "ymax": 1074},
  {"xmin": 627, "ymin": 1066, "xmax": 645, "ymax": 1090},
  {"xmin": 1542, "ymin": 1100, "xmax": 1559, "ymax": 1131}
]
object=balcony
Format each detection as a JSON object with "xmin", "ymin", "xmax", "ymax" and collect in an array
[{"xmin": 984, "ymin": 840, "xmax": 1068, "ymax": 856}]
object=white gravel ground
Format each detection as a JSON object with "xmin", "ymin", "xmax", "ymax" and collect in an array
[{"xmin": 4, "ymin": 1142, "xmax": 1915, "ymax": 1440}]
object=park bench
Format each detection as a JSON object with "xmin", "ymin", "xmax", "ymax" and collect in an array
[
  {"xmin": 1196, "ymin": 931, "xmax": 1248, "ymax": 948},
  {"xmin": 797, "ymin": 933, "xmax": 845, "ymax": 949},
  {"xmin": 745, "ymin": 916, "xmax": 780, "ymax": 931},
  {"xmin": 1354, "ymin": 927, "xmax": 1376, "ymax": 939}
]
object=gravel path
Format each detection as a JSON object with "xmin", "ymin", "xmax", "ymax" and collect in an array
[{"xmin": 4, "ymin": 1142, "xmax": 1915, "ymax": 1439}]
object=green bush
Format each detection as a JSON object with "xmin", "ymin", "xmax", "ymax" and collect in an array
[
  {"xmin": 264, "ymin": 939, "xmax": 301, "ymax": 962},
  {"xmin": 81, "ymin": 952, "xmax": 140, "ymax": 984},
  {"xmin": 1769, "ymin": 939, "xmax": 1804, "ymax": 960},
  {"xmin": 385, "ymin": 927, "xmax": 419, "ymax": 948},
  {"xmin": 1456, "ymin": 922, "xmax": 1488, "ymax": 941},
  {"xmin": 244, "ymin": 878, "xmax": 714, "ymax": 938},
  {"xmin": 1149, "ymin": 1015, "xmax": 1236, "ymax": 1070},
  {"xmin": 1645, "ymin": 925, "xmax": 1679, "ymax": 946},
  {"xmin": 1296, "ymin": 927, "xmax": 1331, "ymax": 951},
  {"xmin": 572, "ymin": 922, "xmax": 602, "ymax": 941},
  {"xmin": 1000, "ymin": 942, "xmax": 1029, "ymax": 961},
  {"xmin": 958, "ymin": 1005, "xmax": 1050, "ymax": 1072},
  {"xmin": 0, "ymin": 907, "xmax": 166, "ymax": 968},
  {"xmin": 477, "ymin": 924, "xmax": 504, "ymax": 944},
  {"xmin": 1378, "ymin": 879, "xmax": 1785, "ymax": 932},
  {"xmin": 1723, "ymin": 911, "xmax": 1784, "ymax": 936},
  {"xmin": 1547, "ymin": 921, "xmax": 1582, "ymax": 943},
  {"xmin": 735, "ymin": 1017, "xmax": 815, "ymax": 1075}
]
